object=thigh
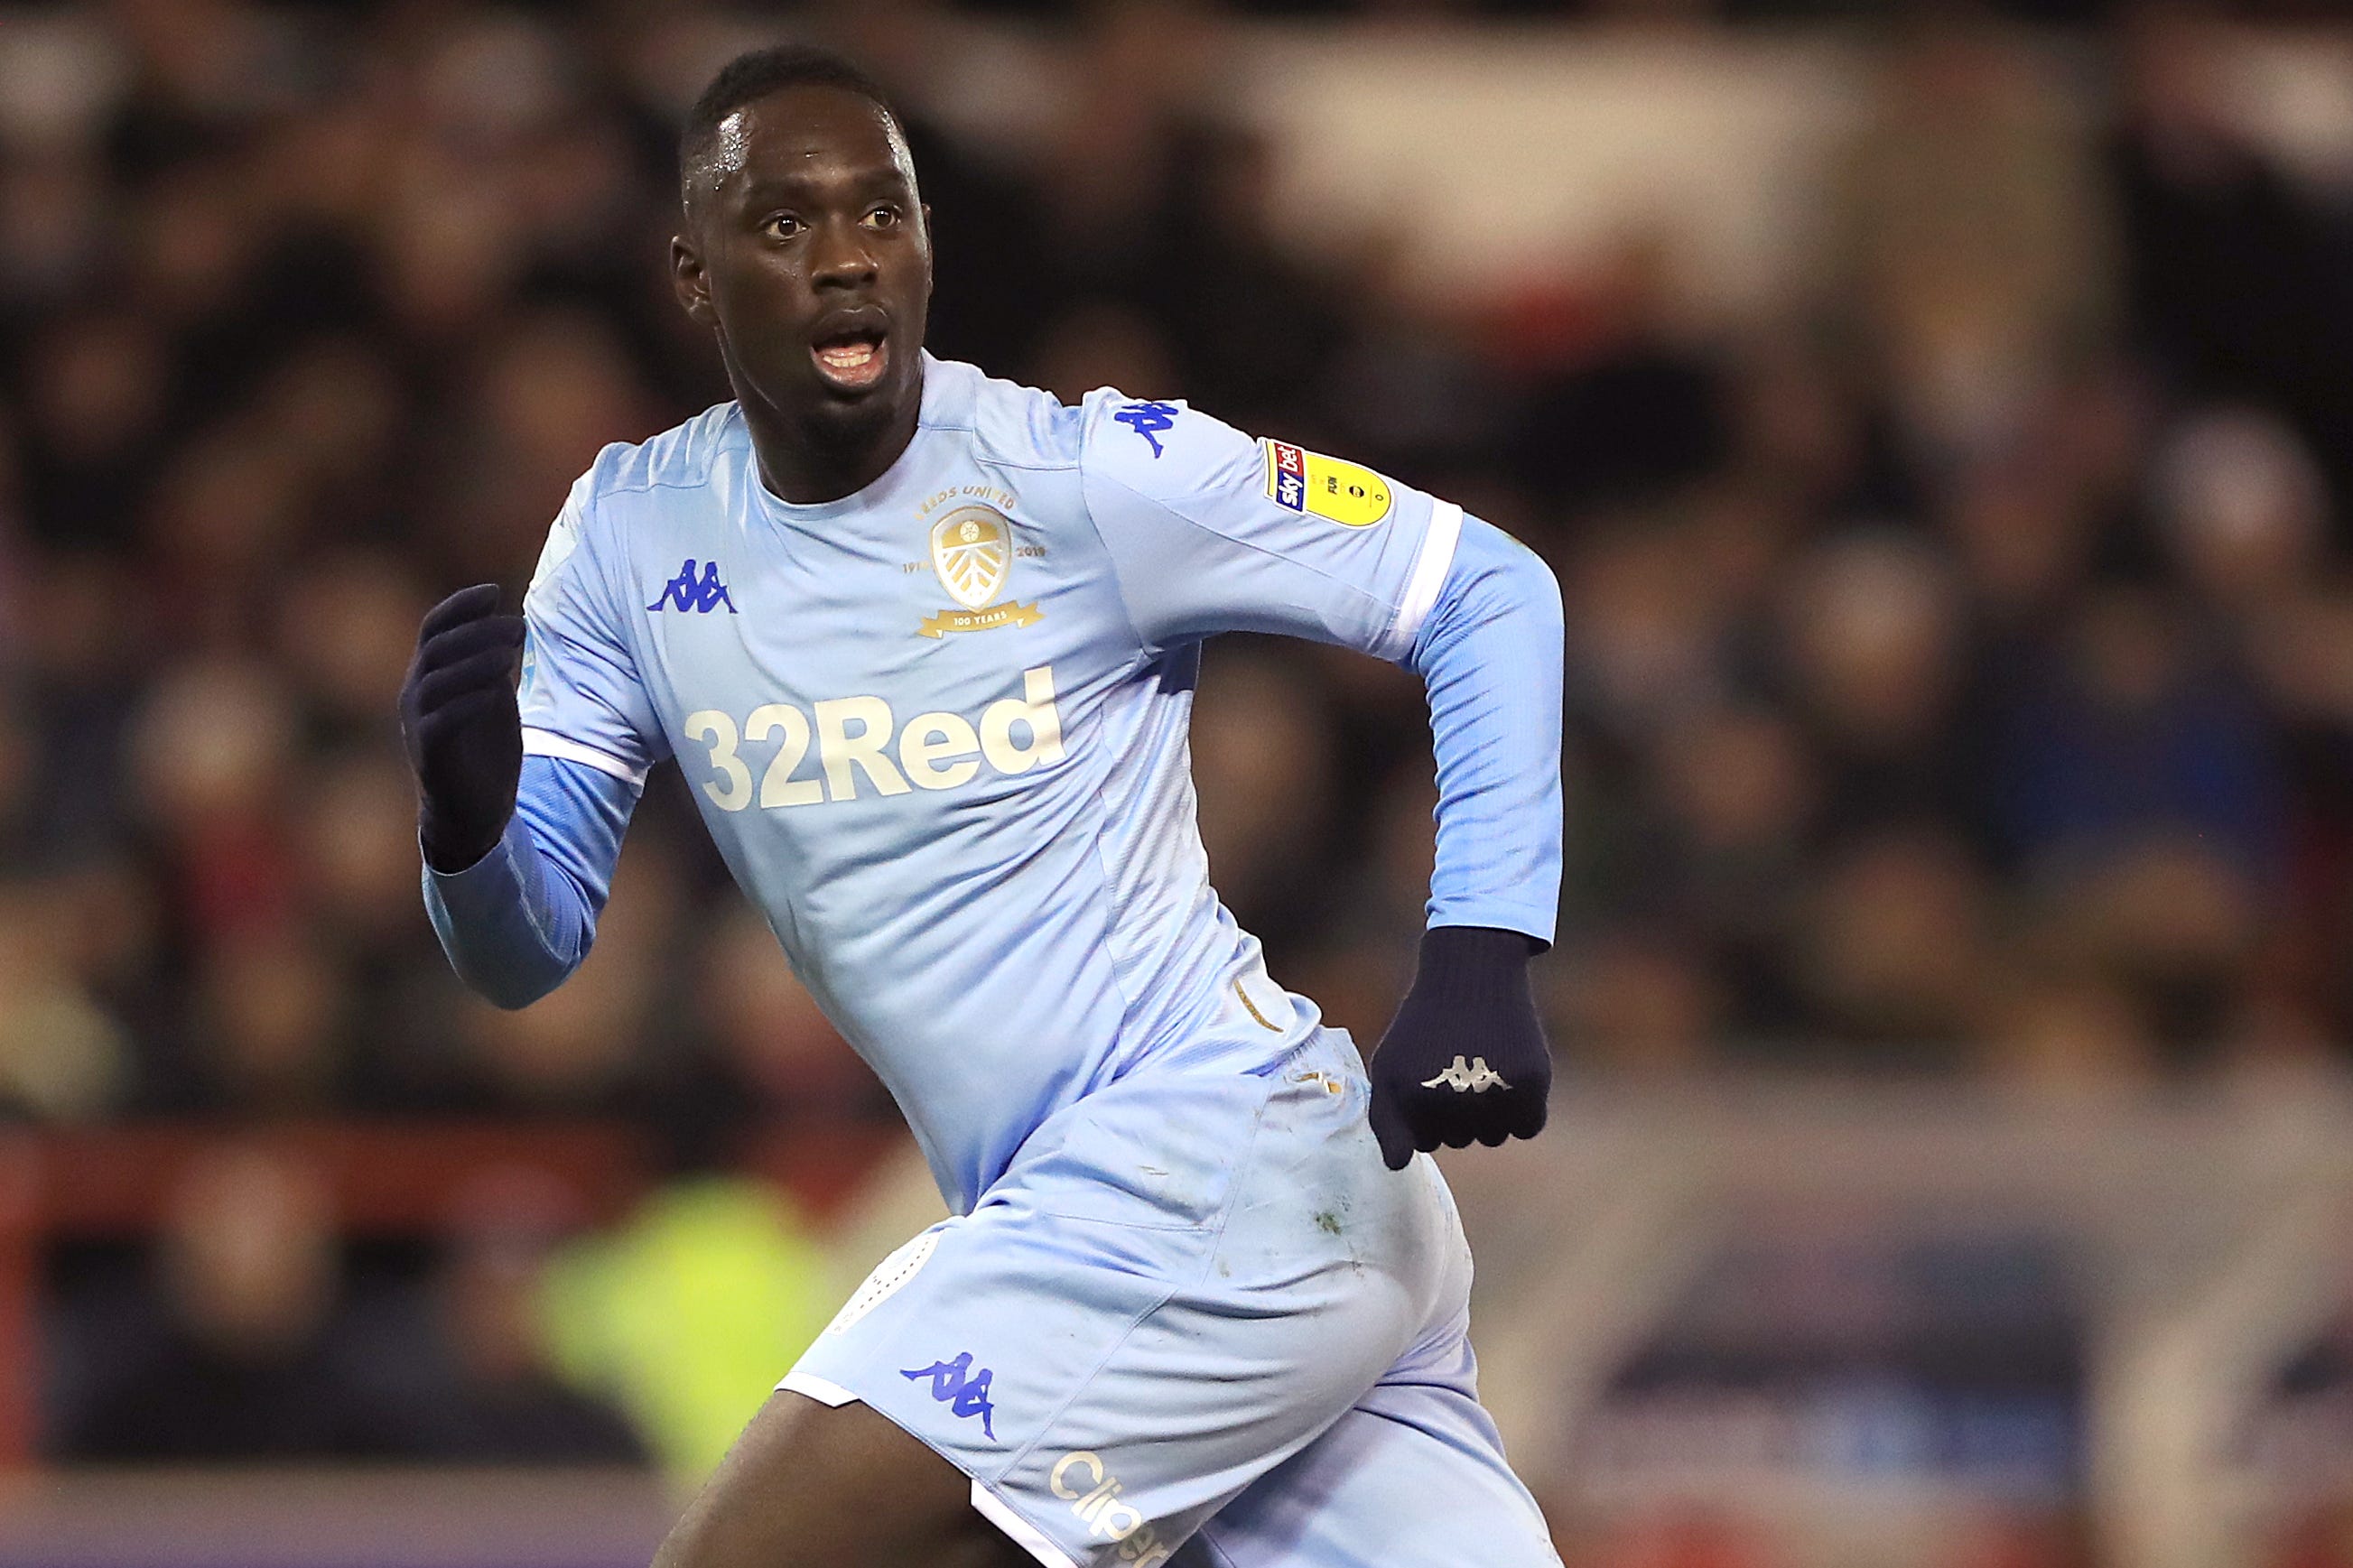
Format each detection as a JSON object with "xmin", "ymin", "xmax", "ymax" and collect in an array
[
  {"xmin": 654, "ymin": 1389, "xmax": 1034, "ymax": 1568},
  {"xmin": 785, "ymin": 1035, "xmax": 1452, "ymax": 1567},
  {"xmin": 1185, "ymin": 1326, "xmax": 1562, "ymax": 1568}
]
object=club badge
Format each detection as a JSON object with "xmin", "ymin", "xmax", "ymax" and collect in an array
[{"xmin": 922, "ymin": 506, "xmax": 1042, "ymax": 637}]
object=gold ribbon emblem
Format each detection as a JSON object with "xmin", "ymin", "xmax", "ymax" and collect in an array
[{"xmin": 917, "ymin": 601, "xmax": 1044, "ymax": 638}]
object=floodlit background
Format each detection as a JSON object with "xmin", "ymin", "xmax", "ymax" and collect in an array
[{"xmin": 0, "ymin": 1, "xmax": 2348, "ymax": 1564}]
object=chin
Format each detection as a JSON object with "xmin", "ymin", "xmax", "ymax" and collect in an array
[
  {"xmin": 809, "ymin": 362, "xmax": 915, "ymax": 423},
  {"xmin": 805, "ymin": 381, "xmax": 898, "ymax": 432}
]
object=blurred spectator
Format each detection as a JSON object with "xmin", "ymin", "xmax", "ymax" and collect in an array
[
  {"xmin": 1981, "ymin": 969, "xmax": 2155, "ymax": 1092},
  {"xmin": 0, "ymin": 877, "xmax": 127, "ymax": 1118},
  {"xmin": 646, "ymin": 903, "xmax": 894, "ymax": 1164},
  {"xmin": 2031, "ymin": 834, "xmax": 2263, "ymax": 1053},
  {"xmin": 2152, "ymin": 406, "xmax": 2328, "ymax": 623},
  {"xmin": 59, "ymin": 1145, "xmax": 412, "ymax": 1460},
  {"xmin": 391, "ymin": 1171, "xmax": 647, "ymax": 1465},
  {"xmin": 539, "ymin": 1177, "xmax": 837, "ymax": 1481},
  {"xmin": 1989, "ymin": 585, "xmax": 2284, "ymax": 884},
  {"xmin": 1191, "ymin": 645, "xmax": 1340, "ymax": 950},
  {"xmin": 18, "ymin": 311, "xmax": 170, "ymax": 549},
  {"xmin": 2108, "ymin": 5, "xmax": 2353, "ymax": 523},
  {"xmin": 1503, "ymin": 232, "xmax": 1732, "ymax": 516},
  {"xmin": 1775, "ymin": 533, "xmax": 1976, "ymax": 841},
  {"xmin": 1547, "ymin": 932, "xmax": 1719, "ymax": 1078},
  {"xmin": 1789, "ymin": 827, "xmax": 1994, "ymax": 1062},
  {"xmin": 449, "ymin": 835, "xmax": 681, "ymax": 1114},
  {"xmin": 1833, "ymin": 12, "xmax": 2115, "ymax": 465}
]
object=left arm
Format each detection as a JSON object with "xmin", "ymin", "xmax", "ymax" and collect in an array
[
  {"xmin": 1372, "ymin": 520, "xmax": 1563, "ymax": 1167},
  {"xmin": 1408, "ymin": 518, "xmax": 1565, "ymax": 946},
  {"xmin": 1080, "ymin": 397, "xmax": 1564, "ymax": 1164}
]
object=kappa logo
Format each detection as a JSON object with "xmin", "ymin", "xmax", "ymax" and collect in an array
[
  {"xmin": 1049, "ymin": 1452, "xmax": 1172, "ymax": 1566},
  {"xmin": 901, "ymin": 1351, "xmax": 997, "ymax": 1440},
  {"xmin": 1421, "ymin": 1055, "xmax": 1509, "ymax": 1093},
  {"xmin": 1112, "ymin": 401, "xmax": 1180, "ymax": 459},
  {"xmin": 646, "ymin": 558, "xmax": 737, "ymax": 614}
]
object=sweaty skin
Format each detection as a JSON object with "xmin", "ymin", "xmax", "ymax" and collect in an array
[{"xmin": 672, "ymin": 87, "xmax": 935, "ymax": 505}]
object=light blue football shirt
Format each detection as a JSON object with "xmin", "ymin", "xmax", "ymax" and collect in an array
[{"xmin": 437, "ymin": 354, "xmax": 1561, "ymax": 1212}]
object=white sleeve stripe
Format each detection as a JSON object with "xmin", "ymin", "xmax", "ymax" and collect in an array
[
  {"xmin": 1384, "ymin": 499, "xmax": 1465, "ymax": 657},
  {"xmin": 520, "ymin": 728, "xmax": 648, "ymax": 787}
]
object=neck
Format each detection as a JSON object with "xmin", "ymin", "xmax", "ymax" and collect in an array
[{"xmin": 738, "ymin": 361, "xmax": 925, "ymax": 506}]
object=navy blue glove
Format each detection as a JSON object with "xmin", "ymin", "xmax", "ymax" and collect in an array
[
  {"xmin": 400, "ymin": 584, "xmax": 526, "ymax": 873},
  {"xmin": 1367, "ymin": 926, "xmax": 1551, "ymax": 1170}
]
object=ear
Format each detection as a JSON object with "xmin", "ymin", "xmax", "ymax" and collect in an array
[{"xmin": 672, "ymin": 233, "xmax": 716, "ymax": 330}]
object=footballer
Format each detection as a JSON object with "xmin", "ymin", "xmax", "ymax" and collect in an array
[{"xmin": 402, "ymin": 44, "xmax": 1565, "ymax": 1568}]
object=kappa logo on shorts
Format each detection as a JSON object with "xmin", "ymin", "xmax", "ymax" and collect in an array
[
  {"xmin": 1050, "ymin": 1452, "xmax": 1172, "ymax": 1566},
  {"xmin": 901, "ymin": 1350, "xmax": 997, "ymax": 1440},
  {"xmin": 1421, "ymin": 1054, "xmax": 1509, "ymax": 1092}
]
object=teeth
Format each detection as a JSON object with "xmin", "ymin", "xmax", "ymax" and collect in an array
[{"xmin": 818, "ymin": 342, "xmax": 876, "ymax": 368}]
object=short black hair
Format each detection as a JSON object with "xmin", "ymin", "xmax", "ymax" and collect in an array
[{"xmin": 678, "ymin": 44, "xmax": 905, "ymax": 196}]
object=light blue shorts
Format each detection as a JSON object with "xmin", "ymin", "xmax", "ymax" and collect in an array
[{"xmin": 780, "ymin": 1030, "xmax": 1561, "ymax": 1568}]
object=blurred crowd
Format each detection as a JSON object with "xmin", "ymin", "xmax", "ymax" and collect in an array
[{"xmin": 2, "ymin": 0, "xmax": 2352, "ymax": 1492}]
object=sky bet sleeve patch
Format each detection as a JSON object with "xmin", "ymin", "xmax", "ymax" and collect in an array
[{"xmin": 1262, "ymin": 440, "xmax": 1395, "ymax": 528}]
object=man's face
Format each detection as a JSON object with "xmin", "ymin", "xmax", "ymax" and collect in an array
[{"xmin": 674, "ymin": 86, "xmax": 931, "ymax": 441}]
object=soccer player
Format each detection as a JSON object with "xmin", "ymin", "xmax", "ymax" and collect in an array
[{"xmin": 401, "ymin": 45, "xmax": 1565, "ymax": 1568}]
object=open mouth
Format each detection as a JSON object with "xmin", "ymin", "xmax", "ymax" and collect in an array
[{"xmin": 811, "ymin": 326, "xmax": 888, "ymax": 393}]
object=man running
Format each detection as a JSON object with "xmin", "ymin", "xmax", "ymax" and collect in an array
[{"xmin": 401, "ymin": 44, "xmax": 1565, "ymax": 1568}]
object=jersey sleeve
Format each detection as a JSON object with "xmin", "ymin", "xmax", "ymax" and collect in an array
[
  {"xmin": 516, "ymin": 467, "xmax": 670, "ymax": 786},
  {"xmin": 1075, "ymin": 393, "xmax": 1463, "ymax": 659}
]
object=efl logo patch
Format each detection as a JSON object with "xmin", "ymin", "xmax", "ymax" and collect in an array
[
  {"xmin": 1262, "ymin": 441, "xmax": 1393, "ymax": 528},
  {"xmin": 646, "ymin": 558, "xmax": 737, "ymax": 614},
  {"xmin": 902, "ymin": 1350, "xmax": 997, "ymax": 1440}
]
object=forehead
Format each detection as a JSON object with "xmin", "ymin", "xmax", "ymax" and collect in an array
[{"xmin": 704, "ymin": 86, "xmax": 916, "ymax": 197}]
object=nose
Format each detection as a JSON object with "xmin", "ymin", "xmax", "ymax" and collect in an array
[{"xmin": 811, "ymin": 218, "xmax": 878, "ymax": 292}]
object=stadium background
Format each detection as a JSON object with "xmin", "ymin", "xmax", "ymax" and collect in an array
[{"xmin": 0, "ymin": 0, "xmax": 2349, "ymax": 1563}]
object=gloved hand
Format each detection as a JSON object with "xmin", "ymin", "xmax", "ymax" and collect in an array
[
  {"xmin": 400, "ymin": 583, "xmax": 526, "ymax": 873},
  {"xmin": 1367, "ymin": 925, "xmax": 1551, "ymax": 1170}
]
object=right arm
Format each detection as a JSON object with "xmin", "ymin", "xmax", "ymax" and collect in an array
[
  {"xmin": 421, "ymin": 755, "xmax": 634, "ymax": 1009},
  {"xmin": 404, "ymin": 462, "xmax": 668, "ymax": 1007}
]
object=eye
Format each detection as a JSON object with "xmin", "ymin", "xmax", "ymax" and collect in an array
[
  {"xmin": 861, "ymin": 206, "xmax": 901, "ymax": 230},
  {"xmin": 763, "ymin": 214, "xmax": 802, "ymax": 239}
]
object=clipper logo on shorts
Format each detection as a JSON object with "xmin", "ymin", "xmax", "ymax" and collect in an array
[
  {"xmin": 1050, "ymin": 1452, "xmax": 1171, "ymax": 1566},
  {"xmin": 901, "ymin": 1350, "xmax": 997, "ymax": 1440}
]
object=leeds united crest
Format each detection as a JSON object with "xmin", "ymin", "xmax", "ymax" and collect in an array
[{"xmin": 922, "ymin": 506, "xmax": 1042, "ymax": 637}]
